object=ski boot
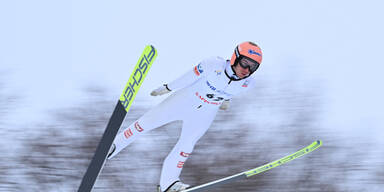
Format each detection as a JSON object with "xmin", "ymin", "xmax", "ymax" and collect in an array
[
  {"xmin": 107, "ymin": 143, "xmax": 116, "ymax": 159},
  {"xmin": 157, "ymin": 181, "xmax": 190, "ymax": 192}
]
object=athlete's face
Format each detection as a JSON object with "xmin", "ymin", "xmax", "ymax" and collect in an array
[{"xmin": 233, "ymin": 57, "xmax": 258, "ymax": 78}]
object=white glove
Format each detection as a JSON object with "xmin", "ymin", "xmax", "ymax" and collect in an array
[
  {"xmin": 150, "ymin": 84, "xmax": 171, "ymax": 96},
  {"xmin": 219, "ymin": 100, "xmax": 230, "ymax": 110}
]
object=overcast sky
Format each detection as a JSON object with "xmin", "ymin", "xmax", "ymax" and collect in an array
[{"xmin": 1, "ymin": 0, "xmax": 383, "ymax": 140}]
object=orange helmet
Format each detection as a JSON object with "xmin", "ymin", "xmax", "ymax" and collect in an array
[{"xmin": 230, "ymin": 41, "xmax": 262, "ymax": 71}]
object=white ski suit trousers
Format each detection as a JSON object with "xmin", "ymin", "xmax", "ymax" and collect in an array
[{"xmin": 112, "ymin": 87, "xmax": 219, "ymax": 191}]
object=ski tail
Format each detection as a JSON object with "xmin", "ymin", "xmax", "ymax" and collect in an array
[
  {"xmin": 77, "ymin": 45, "xmax": 157, "ymax": 192},
  {"xmin": 182, "ymin": 140, "xmax": 322, "ymax": 192}
]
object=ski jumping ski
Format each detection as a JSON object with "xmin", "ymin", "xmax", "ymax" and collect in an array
[
  {"xmin": 182, "ymin": 140, "xmax": 322, "ymax": 192},
  {"xmin": 77, "ymin": 45, "xmax": 158, "ymax": 192}
]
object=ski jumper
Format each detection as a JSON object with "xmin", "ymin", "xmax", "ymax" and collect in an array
[{"xmin": 111, "ymin": 57, "xmax": 257, "ymax": 191}]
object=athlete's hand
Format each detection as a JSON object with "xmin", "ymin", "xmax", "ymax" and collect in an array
[
  {"xmin": 219, "ymin": 100, "xmax": 230, "ymax": 110},
  {"xmin": 150, "ymin": 84, "xmax": 171, "ymax": 96}
]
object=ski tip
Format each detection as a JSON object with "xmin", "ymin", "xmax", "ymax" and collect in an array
[
  {"xmin": 146, "ymin": 45, "xmax": 158, "ymax": 57},
  {"xmin": 316, "ymin": 140, "xmax": 322, "ymax": 145},
  {"xmin": 146, "ymin": 44, "xmax": 156, "ymax": 51}
]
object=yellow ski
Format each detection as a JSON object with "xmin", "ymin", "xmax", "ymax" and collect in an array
[
  {"xmin": 183, "ymin": 140, "xmax": 322, "ymax": 192},
  {"xmin": 78, "ymin": 45, "xmax": 157, "ymax": 192}
]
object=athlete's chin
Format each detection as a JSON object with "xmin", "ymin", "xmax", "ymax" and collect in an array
[{"xmin": 239, "ymin": 73, "xmax": 249, "ymax": 78}]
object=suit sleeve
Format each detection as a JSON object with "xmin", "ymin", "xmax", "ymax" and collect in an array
[{"xmin": 166, "ymin": 58, "xmax": 212, "ymax": 91}]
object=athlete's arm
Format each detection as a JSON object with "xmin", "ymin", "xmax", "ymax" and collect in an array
[
  {"xmin": 150, "ymin": 62, "xmax": 205, "ymax": 96},
  {"xmin": 166, "ymin": 58, "xmax": 214, "ymax": 91}
]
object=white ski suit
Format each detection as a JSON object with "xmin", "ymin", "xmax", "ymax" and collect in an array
[{"xmin": 111, "ymin": 56, "xmax": 257, "ymax": 191}]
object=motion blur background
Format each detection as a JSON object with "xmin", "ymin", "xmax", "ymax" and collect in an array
[{"xmin": 1, "ymin": 0, "xmax": 383, "ymax": 191}]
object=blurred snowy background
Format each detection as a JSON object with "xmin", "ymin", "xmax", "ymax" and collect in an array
[{"xmin": 1, "ymin": 0, "xmax": 383, "ymax": 192}]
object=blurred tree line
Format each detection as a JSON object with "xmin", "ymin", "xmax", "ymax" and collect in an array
[{"xmin": 0, "ymin": 69, "xmax": 383, "ymax": 192}]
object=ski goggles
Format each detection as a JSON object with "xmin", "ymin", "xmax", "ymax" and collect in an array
[{"xmin": 238, "ymin": 57, "xmax": 260, "ymax": 73}]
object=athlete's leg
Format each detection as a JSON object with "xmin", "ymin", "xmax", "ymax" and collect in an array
[
  {"xmin": 109, "ymin": 94, "xmax": 182, "ymax": 159},
  {"xmin": 159, "ymin": 110, "xmax": 217, "ymax": 191}
]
